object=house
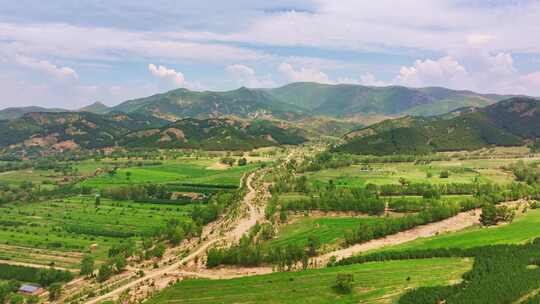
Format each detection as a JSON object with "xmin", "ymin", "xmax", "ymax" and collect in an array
[{"xmin": 19, "ymin": 284, "xmax": 44, "ymax": 295}]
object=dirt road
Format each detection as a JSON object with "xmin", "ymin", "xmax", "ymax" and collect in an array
[
  {"xmin": 313, "ymin": 200, "xmax": 527, "ymax": 266},
  {"xmin": 85, "ymin": 170, "xmax": 268, "ymax": 304}
]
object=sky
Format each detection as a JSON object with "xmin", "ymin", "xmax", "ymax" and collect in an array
[{"xmin": 2, "ymin": 0, "xmax": 540, "ymax": 109}]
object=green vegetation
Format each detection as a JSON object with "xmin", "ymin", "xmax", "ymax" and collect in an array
[
  {"xmin": 82, "ymin": 159, "xmax": 256, "ymax": 189},
  {"xmin": 337, "ymin": 98, "xmax": 539, "ymax": 155},
  {"xmin": 148, "ymin": 258, "xmax": 471, "ymax": 304},
  {"xmin": 0, "ymin": 264, "xmax": 73, "ymax": 286}
]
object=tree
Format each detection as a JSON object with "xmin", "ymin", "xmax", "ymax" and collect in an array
[
  {"xmin": 439, "ymin": 171, "xmax": 450, "ymax": 178},
  {"xmin": 480, "ymin": 204, "xmax": 498, "ymax": 226},
  {"xmin": 152, "ymin": 243, "xmax": 166, "ymax": 258},
  {"xmin": 126, "ymin": 171, "xmax": 132, "ymax": 180},
  {"xmin": 237, "ymin": 158, "xmax": 248, "ymax": 166},
  {"xmin": 48, "ymin": 283, "xmax": 63, "ymax": 301},
  {"xmin": 114, "ymin": 255, "xmax": 127, "ymax": 273},
  {"xmin": 97, "ymin": 263, "xmax": 113, "ymax": 282},
  {"xmin": 334, "ymin": 274, "xmax": 354, "ymax": 294},
  {"xmin": 26, "ymin": 295, "xmax": 40, "ymax": 304},
  {"xmin": 80, "ymin": 254, "xmax": 95, "ymax": 276},
  {"xmin": 9, "ymin": 294, "xmax": 24, "ymax": 304},
  {"xmin": 307, "ymin": 235, "xmax": 321, "ymax": 256}
]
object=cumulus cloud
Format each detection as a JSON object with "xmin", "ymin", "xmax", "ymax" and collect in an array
[
  {"xmin": 148, "ymin": 63, "xmax": 185, "ymax": 87},
  {"xmin": 226, "ymin": 64, "xmax": 275, "ymax": 88},
  {"xmin": 278, "ymin": 62, "xmax": 331, "ymax": 83},
  {"xmin": 395, "ymin": 56, "xmax": 468, "ymax": 88},
  {"xmin": 14, "ymin": 55, "xmax": 78, "ymax": 81}
]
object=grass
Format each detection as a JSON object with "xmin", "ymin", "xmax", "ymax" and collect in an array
[
  {"xmin": 374, "ymin": 208, "xmax": 540, "ymax": 253},
  {"xmin": 305, "ymin": 159, "xmax": 517, "ymax": 188},
  {"xmin": 81, "ymin": 158, "xmax": 257, "ymax": 189},
  {"xmin": 147, "ymin": 257, "xmax": 472, "ymax": 304},
  {"xmin": 0, "ymin": 196, "xmax": 196, "ymax": 268},
  {"xmin": 267, "ymin": 216, "xmax": 386, "ymax": 251}
]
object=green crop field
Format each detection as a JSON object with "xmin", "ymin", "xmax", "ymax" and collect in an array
[
  {"xmin": 304, "ymin": 159, "xmax": 517, "ymax": 188},
  {"xmin": 267, "ymin": 216, "xmax": 387, "ymax": 251},
  {"xmin": 147, "ymin": 257, "xmax": 471, "ymax": 304},
  {"xmin": 370, "ymin": 208, "xmax": 540, "ymax": 254},
  {"xmin": 0, "ymin": 169, "xmax": 64, "ymax": 187},
  {"xmin": 0, "ymin": 196, "xmax": 196, "ymax": 268},
  {"xmin": 81, "ymin": 158, "xmax": 258, "ymax": 189}
]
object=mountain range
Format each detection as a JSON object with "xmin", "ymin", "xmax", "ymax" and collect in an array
[
  {"xmin": 0, "ymin": 83, "xmax": 517, "ymax": 121},
  {"xmin": 0, "ymin": 111, "xmax": 306, "ymax": 155},
  {"xmin": 336, "ymin": 97, "xmax": 540, "ymax": 155}
]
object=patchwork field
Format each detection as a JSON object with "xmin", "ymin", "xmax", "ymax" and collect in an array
[
  {"xmin": 147, "ymin": 258, "xmax": 471, "ymax": 304},
  {"xmin": 81, "ymin": 158, "xmax": 258, "ymax": 189},
  {"xmin": 0, "ymin": 196, "xmax": 196, "ymax": 269},
  {"xmin": 303, "ymin": 158, "xmax": 524, "ymax": 188}
]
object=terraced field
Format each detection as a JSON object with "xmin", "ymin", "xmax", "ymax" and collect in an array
[{"xmin": 0, "ymin": 196, "xmax": 196, "ymax": 268}]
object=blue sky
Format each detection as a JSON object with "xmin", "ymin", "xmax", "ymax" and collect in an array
[{"xmin": 2, "ymin": 0, "xmax": 540, "ymax": 109}]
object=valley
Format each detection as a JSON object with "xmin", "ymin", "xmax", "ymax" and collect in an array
[{"xmin": 0, "ymin": 88, "xmax": 539, "ymax": 304}]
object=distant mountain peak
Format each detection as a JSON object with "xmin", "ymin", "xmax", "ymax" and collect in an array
[{"xmin": 79, "ymin": 101, "xmax": 110, "ymax": 114}]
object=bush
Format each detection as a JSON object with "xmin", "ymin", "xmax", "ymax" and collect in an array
[{"xmin": 334, "ymin": 274, "xmax": 354, "ymax": 294}]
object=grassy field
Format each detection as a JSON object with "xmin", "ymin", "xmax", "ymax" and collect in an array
[
  {"xmin": 372, "ymin": 208, "xmax": 540, "ymax": 254},
  {"xmin": 304, "ymin": 158, "xmax": 521, "ymax": 188},
  {"xmin": 266, "ymin": 216, "xmax": 387, "ymax": 251},
  {"xmin": 147, "ymin": 258, "xmax": 471, "ymax": 304},
  {"xmin": 0, "ymin": 196, "xmax": 196, "ymax": 268},
  {"xmin": 81, "ymin": 158, "xmax": 257, "ymax": 189},
  {"xmin": 0, "ymin": 169, "xmax": 64, "ymax": 188}
]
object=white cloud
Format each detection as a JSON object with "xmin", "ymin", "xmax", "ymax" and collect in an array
[
  {"xmin": 14, "ymin": 55, "xmax": 78, "ymax": 81},
  {"xmin": 395, "ymin": 56, "xmax": 468, "ymax": 88},
  {"xmin": 148, "ymin": 63, "xmax": 185, "ymax": 86},
  {"xmin": 226, "ymin": 64, "xmax": 274, "ymax": 88},
  {"xmin": 278, "ymin": 62, "xmax": 331, "ymax": 83}
]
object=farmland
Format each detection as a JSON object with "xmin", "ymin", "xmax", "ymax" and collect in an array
[
  {"xmin": 0, "ymin": 196, "xmax": 195, "ymax": 268},
  {"xmin": 147, "ymin": 257, "xmax": 471, "ymax": 304},
  {"xmin": 81, "ymin": 158, "xmax": 259, "ymax": 189},
  {"xmin": 265, "ymin": 216, "xmax": 388, "ymax": 251},
  {"xmin": 303, "ymin": 158, "xmax": 521, "ymax": 188}
]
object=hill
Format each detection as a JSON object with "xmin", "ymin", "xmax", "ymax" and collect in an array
[
  {"xmin": 0, "ymin": 106, "xmax": 66, "ymax": 120},
  {"xmin": 110, "ymin": 87, "xmax": 303, "ymax": 121},
  {"xmin": 79, "ymin": 101, "xmax": 110, "ymax": 114},
  {"xmin": 262, "ymin": 83, "xmax": 512, "ymax": 117},
  {"xmin": 0, "ymin": 112, "xmax": 168, "ymax": 151},
  {"xmin": 336, "ymin": 97, "xmax": 539, "ymax": 155},
  {"xmin": 122, "ymin": 118, "xmax": 306, "ymax": 150},
  {"xmin": 0, "ymin": 112, "xmax": 306, "ymax": 154},
  {"xmin": 109, "ymin": 83, "xmax": 514, "ymax": 120}
]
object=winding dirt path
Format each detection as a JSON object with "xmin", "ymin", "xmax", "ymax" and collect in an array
[{"xmin": 85, "ymin": 170, "xmax": 269, "ymax": 304}]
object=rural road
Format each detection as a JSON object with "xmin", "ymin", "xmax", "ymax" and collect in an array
[
  {"xmin": 313, "ymin": 200, "xmax": 528, "ymax": 265},
  {"xmin": 85, "ymin": 170, "xmax": 267, "ymax": 304}
]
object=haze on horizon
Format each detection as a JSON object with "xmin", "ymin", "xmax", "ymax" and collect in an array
[{"xmin": 2, "ymin": 0, "xmax": 540, "ymax": 110}]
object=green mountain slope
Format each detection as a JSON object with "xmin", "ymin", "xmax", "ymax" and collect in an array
[
  {"xmin": 0, "ymin": 112, "xmax": 306, "ymax": 153},
  {"xmin": 79, "ymin": 101, "xmax": 110, "ymax": 114},
  {"xmin": 263, "ymin": 83, "xmax": 512, "ymax": 116},
  {"xmin": 122, "ymin": 118, "xmax": 306, "ymax": 150},
  {"xmin": 0, "ymin": 112, "xmax": 168, "ymax": 150},
  {"xmin": 111, "ymin": 87, "xmax": 303, "ymax": 120},
  {"xmin": 0, "ymin": 106, "xmax": 67, "ymax": 120},
  {"xmin": 336, "ymin": 97, "xmax": 539, "ymax": 155},
  {"xmin": 108, "ymin": 83, "xmax": 514, "ymax": 120}
]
